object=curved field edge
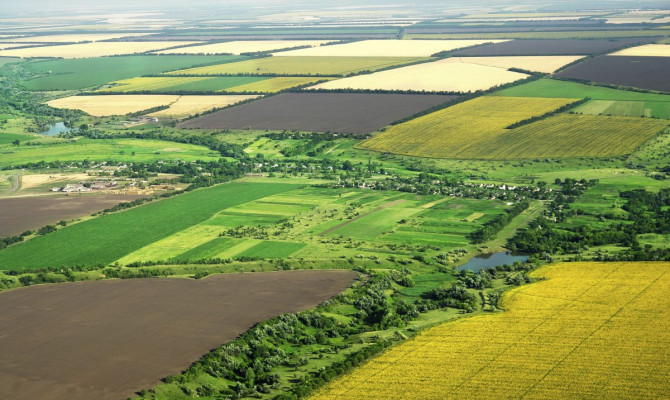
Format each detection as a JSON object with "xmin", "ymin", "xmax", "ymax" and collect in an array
[{"xmin": 309, "ymin": 261, "xmax": 670, "ymax": 400}]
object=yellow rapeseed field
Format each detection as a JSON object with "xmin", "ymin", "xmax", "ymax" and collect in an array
[{"xmin": 310, "ymin": 261, "xmax": 670, "ymax": 400}]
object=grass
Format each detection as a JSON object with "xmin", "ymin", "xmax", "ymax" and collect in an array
[
  {"xmin": 0, "ymin": 138, "xmax": 219, "ymax": 169},
  {"xmin": 22, "ymin": 55, "xmax": 248, "ymax": 90},
  {"xmin": 0, "ymin": 182, "xmax": 298, "ymax": 269},
  {"xmin": 165, "ymin": 56, "xmax": 429, "ymax": 77},
  {"xmin": 0, "ymin": 132, "xmax": 35, "ymax": 145},
  {"xmin": 235, "ymin": 241, "xmax": 306, "ymax": 259},
  {"xmin": 310, "ymin": 261, "xmax": 670, "ymax": 400}
]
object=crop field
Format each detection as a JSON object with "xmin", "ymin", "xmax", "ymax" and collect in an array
[
  {"xmin": 0, "ymin": 270, "xmax": 356, "ymax": 400},
  {"xmin": 180, "ymin": 93, "xmax": 458, "ymax": 134},
  {"xmin": 611, "ymin": 44, "xmax": 670, "ymax": 57},
  {"xmin": 47, "ymin": 94, "xmax": 179, "ymax": 116},
  {"xmin": 309, "ymin": 261, "xmax": 670, "ymax": 400},
  {"xmin": 450, "ymin": 55, "xmax": 584, "ymax": 73},
  {"xmin": 98, "ymin": 76, "xmax": 327, "ymax": 93},
  {"xmin": 0, "ymin": 57, "xmax": 22, "ymax": 66},
  {"xmin": 574, "ymin": 100, "xmax": 670, "ymax": 119},
  {"xmin": 156, "ymin": 40, "xmax": 334, "ymax": 55},
  {"xmin": 0, "ymin": 41, "xmax": 201, "ymax": 58},
  {"xmin": 452, "ymin": 38, "xmax": 653, "ymax": 56},
  {"xmin": 555, "ymin": 56, "xmax": 670, "ymax": 92},
  {"xmin": 149, "ymin": 95, "xmax": 260, "ymax": 117},
  {"xmin": 166, "ymin": 56, "xmax": 428, "ymax": 76},
  {"xmin": 0, "ymin": 132, "xmax": 34, "ymax": 144},
  {"xmin": 0, "ymin": 194, "xmax": 147, "ymax": 236},
  {"xmin": 309, "ymin": 58, "xmax": 529, "ymax": 92},
  {"xmin": 3, "ymin": 33, "xmax": 142, "ymax": 43},
  {"xmin": 403, "ymin": 30, "xmax": 670, "ymax": 40},
  {"xmin": 0, "ymin": 182, "xmax": 298, "ymax": 269},
  {"xmin": 273, "ymin": 39, "xmax": 507, "ymax": 57},
  {"xmin": 22, "ymin": 55, "xmax": 247, "ymax": 90},
  {"xmin": 0, "ymin": 138, "xmax": 219, "ymax": 169},
  {"xmin": 224, "ymin": 77, "xmax": 332, "ymax": 93}
]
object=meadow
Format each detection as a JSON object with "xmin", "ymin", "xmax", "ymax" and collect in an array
[
  {"xmin": 156, "ymin": 40, "xmax": 333, "ymax": 55},
  {"xmin": 22, "ymin": 55, "xmax": 248, "ymax": 90},
  {"xmin": 309, "ymin": 261, "xmax": 670, "ymax": 400},
  {"xmin": 0, "ymin": 41, "xmax": 201, "ymax": 58},
  {"xmin": 166, "ymin": 56, "xmax": 428, "ymax": 76}
]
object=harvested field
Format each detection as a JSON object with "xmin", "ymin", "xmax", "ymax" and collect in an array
[
  {"xmin": 611, "ymin": 44, "xmax": 670, "ymax": 57},
  {"xmin": 0, "ymin": 41, "xmax": 201, "ymax": 58},
  {"xmin": 450, "ymin": 55, "xmax": 585, "ymax": 73},
  {"xmin": 156, "ymin": 40, "xmax": 334, "ymax": 55},
  {"xmin": 3, "ymin": 33, "xmax": 142, "ymax": 43},
  {"xmin": 309, "ymin": 262, "xmax": 670, "ymax": 400},
  {"xmin": 309, "ymin": 58, "xmax": 529, "ymax": 92},
  {"xmin": 555, "ymin": 56, "xmax": 670, "ymax": 92},
  {"xmin": 273, "ymin": 39, "xmax": 507, "ymax": 57},
  {"xmin": 180, "ymin": 93, "xmax": 458, "ymax": 134},
  {"xmin": 47, "ymin": 95, "xmax": 179, "ymax": 116},
  {"xmin": 18, "ymin": 173, "xmax": 90, "ymax": 190},
  {"xmin": 0, "ymin": 270, "xmax": 356, "ymax": 400},
  {"xmin": 166, "ymin": 56, "xmax": 428, "ymax": 76},
  {"xmin": 0, "ymin": 194, "xmax": 146, "ymax": 236},
  {"xmin": 149, "ymin": 95, "xmax": 260, "ymax": 117},
  {"xmin": 452, "ymin": 38, "xmax": 653, "ymax": 56}
]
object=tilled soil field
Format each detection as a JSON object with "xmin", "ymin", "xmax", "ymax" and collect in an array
[
  {"xmin": 0, "ymin": 270, "xmax": 357, "ymax": 400},
  {"xmin": 452, "ymin": 38, "xmax": 653, "ymax": 56}
]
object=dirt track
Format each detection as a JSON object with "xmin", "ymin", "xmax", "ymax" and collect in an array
[{"xmin": 0, "ymin": 270, "xmax": 357, "ymax": 400}]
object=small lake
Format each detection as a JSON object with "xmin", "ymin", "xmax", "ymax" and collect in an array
[
  {"xmin": 458, "ymin": 251, "xmax": 529, "ymax": 272},
  {"xmin": 40, "ymin": 122, "xmax": 72, "ymax": 136}
]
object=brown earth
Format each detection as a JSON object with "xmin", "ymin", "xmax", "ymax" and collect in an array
[
  {"xmin": 0, "ymin": 270, "xmax": 357, "ymax": 400},
  {"xmin": 0, "ymin": 194, "xmax": 146, "ymax": 236},
  {"xmin": 452, "ymin": 38, "xmax": 654, "ymax": 56}
]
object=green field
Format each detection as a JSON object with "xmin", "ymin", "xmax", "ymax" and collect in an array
[
  {"xmin": 573, "ymin": 100, "xmax": 670, "ymax": 119},
  {"xmin": 0, "ymin": 138, "xmax": 219, "ymax": 168},
  {"xmin": 165, "ymin": 56, "xmax": 429, "ymax": 76},
  {"xmin": 21, "ymin": 55, "xmax": 248, "ymax": 90},
  {"xmin": 0, "ymin": 132, "xmax": 35, "ymax": 145},
  {"xmin": 0, "ymin": 182, "xmax": 298, "ymax": 269},
  {"xmin": 235, "ymin": 241, "xmax": 306, "ymax": 259},
  {"xmin": 0, "ymin": 57, "xmax": 23, "ymax": 67}
]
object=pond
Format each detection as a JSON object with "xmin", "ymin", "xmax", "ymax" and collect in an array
[
  {"xmin": 458, "ymin": 251, "xmax": 529, "ymax": 273},
  {"xmin": 39, "ymin": 121, "xmax": 72, "ymax": 136}
]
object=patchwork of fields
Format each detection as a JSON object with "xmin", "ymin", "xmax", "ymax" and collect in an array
[
  {"xmin": 452, "ymin": 38, "xmax": 653, "ymax": 56},
  {"xmin": 98, "ymin": 76, "xmax": 329, "ymax": 93},
  {"xmin": 156, "ymin": 40, "xmax": 334, "ymax": 55},
  {"xmin": 309, "ymin": 262, "xmax": 670, "ymax": 400},
  {"xmin": 0, "ymin": 41, "xmax": 201, "ymax": 58}
]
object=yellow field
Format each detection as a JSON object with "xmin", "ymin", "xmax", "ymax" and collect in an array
[
  {"xmin": 156, "ymin": 40, "xmax": 334, "ymax": 55},
  {"xmin": 273, "ymin": 39, "xmax": 508, "ymax": 57},
  {"xmin": 3, "ymin": 33, "xmax": 141, "ymax": 43},
  {"xmin": 165, "ymin": 56, "xmax": 428, "ymax": 76},
  {"xmin": 309, "ymin": 58, "xmax": 529, "ymax": 92},
  {"xmin": 611, "ymin": 44, "xmax": 670, "ymax": 57},
  {"xmin": 452, "ymin": 55, "xmax": 585, "ymax": 73},
  {"xmin": 149, "ymin": 95, "xmax": 260, "ymax": 117},
  {"xmin": 0, "ymin": 41, "xmax": 200, "ymax": 58},
  {"xmin": 310, "ymin": 261, "xmax": 670, "ymax": 400},
  {"xmin": 47, "ymin": 95, "xmax": 179, "ymax": 116},
  {"xmin": 223, "ymin": 77, "xmax": 331, "ymax": 93},
  {"xmin": 96, "ymin": 77, "xmax": 210, "ymax": 93}
]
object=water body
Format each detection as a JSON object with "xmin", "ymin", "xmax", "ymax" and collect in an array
[
  {"xmin": 458, "ymin": 251, "xmax": 529, "ymax": 272},
  {"xmin": 39, "ymin": 122, "xmax": 71, "ymax": 136}
]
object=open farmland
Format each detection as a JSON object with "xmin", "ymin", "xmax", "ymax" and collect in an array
[
  {"xmin": 611, "ymin": 44, "xmax": 670, "ymax": 57},
  {"xmin": 0, "ymin": 41, "xmax": 201, "ymax": 58},
  {"xmin": 0, "ymin": 194, "xmax": 147, "ymax": 236},
  {"xmin": 555, "ymin": 56, "xmax": 670, "ymax": 93},
  {"xmin": 223, "ymin": 77, "xmax": 333, "ymax": 93},
  {"xmin": 574, "ymin": 100, "xmax": 670, "ymax": 119},
  {"xmin": 0, "ymin": 138, "xmax": 219, "ymax": 169},
  {"xmin": 166, "ymin": 56, "xmax": 428, "ymax": 76},
  {"xmin": 0, "ymin": 182, "xmax": 297, "ymax": 269},
  {"xmin": 3, "ymin": 33, "xmax": 142, "ymax": 43},
  {"xmin": 451, "ymin": 55, "xmax": 584, "ymax": 73},
  {"xmin": 98, "ymin": 76, "xmax": 327, "ymax": 93},
  {"xmin": 452, "ymin": 38, "xmax": 653, "ymax": 56},
  {"xmin": 22, "ymin": 55, "xmax": 247, "ymax": 90},
  {"xmin": 273, "ymin": 39, "xmax": 507, "ymax": 57},
  {"xmin": 0, "ymin": 270, "xmax": 356, "ymax": 400},
  {"xmin": 156, "ymin": 40, "xmax": 335, "ymax": 55},
  {"xmin": 309, "ymin": 58, "xmax": 529, "ymax": 92},
  {"xmin": 180, "ymin": 93, "xmax": 457, "ymax": 133},
  {"xmin": 149, "ymin": 95, "xmax": 260, "ymax": 117},
  {"xmin": 47, "ymin": 95, "xmax": 179, "ymax": 116},
  {"xmin": 309, "ymin": 262, "xmax": 670, "ymax": 400},
  {"xmin": 403, "ymin": 30, "xmax": 670, "ymax": 40}
]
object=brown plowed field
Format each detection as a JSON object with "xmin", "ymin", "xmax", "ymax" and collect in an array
[
  {"xmin": 180, "ymin": 93, "xmax": 458, "ymax": 134},
  {"xmin": 0, "ymin": 270, "xmax": 356, "ymax": 400},
  {"xmin": 0, "ymin": 194, "xmax": 145, "ymax": 236},
  {"xmin": 555, "ymin": 55, "xmax": 670, "ymax": 92},
  {"xmin": 452, "ymin": 38, "xmax": 653, "ymax": 56}
]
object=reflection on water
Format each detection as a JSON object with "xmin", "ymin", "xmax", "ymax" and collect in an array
[{"xmin": 458, "ymin": 251, "xmax": 529, "ymax": 272}]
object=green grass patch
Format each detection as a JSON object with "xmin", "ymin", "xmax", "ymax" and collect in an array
[
  {"xmin": 573, "ymin": 100, "xmax": 670, "ymax": 119},
  {"xmin": 173, "ymin": 237, "xmax": 239, "ymax": 261},
  {"xmin": 0, "ymin": 132, "xmax": 35, "ymax": 145},
  {"xmin": 235, "ymin": 241, "xmax": 306, "ymax": 259}
]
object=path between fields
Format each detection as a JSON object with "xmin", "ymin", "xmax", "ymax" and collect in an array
[
  {"xmin": 9, "ymin": 173, "xmax": 20, "ymax": 194},
  {"xmin": 319, "ymin": 199, "xmax": 407, "ymax": 236},
  {"xmin": 484, "ymin": 200, "xmax": 546, "ymax": 250}
]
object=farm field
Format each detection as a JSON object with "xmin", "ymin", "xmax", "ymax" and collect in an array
[
  {"xmin": 403, "ymin": 30, "xmax": 670, "ymax": 39},
  {"xmin": 0, "ymin": 138, "xmax": 219, "ymax": 169},
  {"xmin": 611, "ymin": 44, "xmax": 670, "ymax": 57},
  {"xmin": 273, "ymin": 39, "xmax": 507, "ymax": 57},
  {"xmin": 574, "ymin": 100, "xmax": 670, "ymax": 119},
  {"xmin": 166, "ymin": 56, "xmax": 428, "ymax": 76},
  {"xmin": 156, "ymin": 40, "xmax": 335, "ymax": 55},
  {"xmin": 309, "ymin": 58, "xmax": 529, "ymax": 92},
  {"xmin": 451, "ymin": 38, "xmax": 653, "ymax": 56},
  {"xmin": 3, "ymin": 33, "xmax": 142, "ymax": 42},
  {"xmin": 555, "ymin": 56, "xmax": 670, "ymax": 93},
  {"xmin": 180, "ymin": 93, "xmax": 458, "ymax": 134},
  {"xmin": 22, "ymin": 55, "xmax": 248, "ymax": 90},
  {"xmin": 0, "ymin": 41, "xmax": 201, "ymax": 58},
  {"xmin": 0, "ymin": 270, "xmax": 356, "ymax": 400},
  {"xmin": 309, "ymin": 262, "xmax": 670, "ymax": 400},
  {"xmin": 0, "ymin": 182, "xmax": 298, "ymax": 269},
  {"xmin": 98, "ymin": 76, "xmax": 327, "ymax": 93},
  {"xmin": 0, "ymin": 194, "xmax": 147, "ymax": 236},
  {"xmin": 47, "ymin": 94, "xmax": 179, "ymax": 116},
  {"xmin": 450, "ymin": 55, "xmax": 584, "ymax": 73},
  {"xmin": 149, "ymin": 95, "xmax": 260, "ymax": 117}
]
